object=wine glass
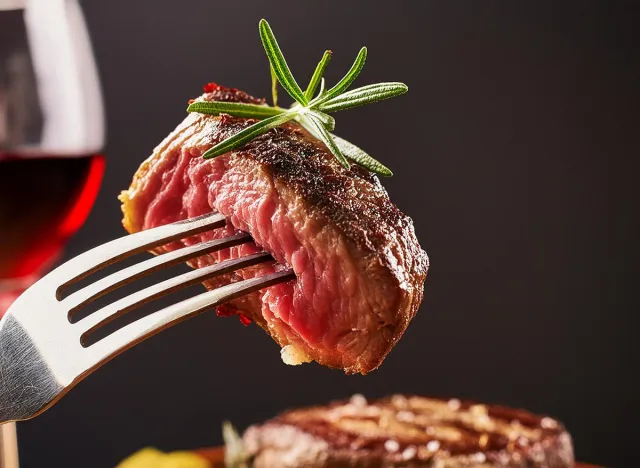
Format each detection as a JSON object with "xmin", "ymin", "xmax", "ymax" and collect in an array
[{"xmin": 0, "ymin": 0, "xmax": 105, "ymax": 466}]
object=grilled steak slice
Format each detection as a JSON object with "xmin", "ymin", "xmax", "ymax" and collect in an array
[
  {"xmin": 242, "ymin": 395, "xmax": 575, "ymax": 468},
  {"xmin": 120, "ymin": 84, "xmax": 428, "ymax": 375}
]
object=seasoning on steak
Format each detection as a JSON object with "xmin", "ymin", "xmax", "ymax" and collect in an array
[
  {"xmin": 242, "ymin": 394, "xmax": 575, "ymax": 468},
  {"xmin": 119, "ymin": 84, "xmax": 428, "ymax": 375}
]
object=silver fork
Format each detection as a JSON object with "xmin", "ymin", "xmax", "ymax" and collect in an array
[{"xmin": 0, "ymin": 212, "xmax": 294, "ymax": 424}]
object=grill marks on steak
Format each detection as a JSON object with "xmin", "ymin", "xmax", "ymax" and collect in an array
[
  {"xmin": 120, "ymin": 85, "xmax": 428, "ymax": 374},
  {"xmin": 242, "ymin": 395, "xmax": 575, "ymax": 468}
]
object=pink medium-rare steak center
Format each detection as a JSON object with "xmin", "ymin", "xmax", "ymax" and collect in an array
[{"xmin": 120, "ymin": 85, "xmax": 428, "ymax": 374}]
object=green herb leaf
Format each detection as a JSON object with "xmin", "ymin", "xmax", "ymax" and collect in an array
[
  {"xmin": 317, "ymin": 77, "xmax": 327, "ymax": 97},
  {"xmin": 300, "ymin": 114, "xmax": 350, "ymax": 169},
  {"xmin": 331, "ymin": 134, "xmax": 393, "ymax": 176},
  {"xmin": 222, "ymin": 421, "xmax": 251, "ymax": 468},
  {"xmin": 304, "ymin": 50, "xmax": 332, "ymax": 101},
  {"xmin": 259, "ymin": 19, "xmax": 308, "ymax": 105},
  {"xmin": 316, "ymin": 46, "xmax": 367, "ymax": 104},
  {"xmin": 270, "ymin": 64, "xmax": 278, "ymax": 107},
  {"xmin": 202, "ymin": 111, "xmax": 296, "ymax": 159},
  {"xmin": 306, "ymin": 109, "xmax": 335, "ymax": 131},
  {"xmin": 187, "ymin": 101, "xmax": 285, "ymax": 118},
  {"xmin": 318, "ymin": 82, "xmax": 408, "ymax": 113}
]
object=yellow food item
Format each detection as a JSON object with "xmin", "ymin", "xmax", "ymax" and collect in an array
[{"xmin": 116, "ymin": 447, "xmax": 210, "ymax": 468}]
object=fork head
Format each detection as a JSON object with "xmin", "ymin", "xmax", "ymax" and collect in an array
[{"xmin": 0, "ymin": 212, "xmax": 294, "ymax": 423}]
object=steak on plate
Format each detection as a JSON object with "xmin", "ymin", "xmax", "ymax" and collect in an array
[
  {"xmin": 242, "ymin": 394, "xmax": 575, "ymax": 467},
  {"xmin": 120, "ymin": 84, "xmax": 428, "ymax": 374}
]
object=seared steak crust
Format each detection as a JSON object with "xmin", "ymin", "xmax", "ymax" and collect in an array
[
  {"xmin": 120, "ymin": 85, "xmax": 428, "ymax": 374},
  {"xmin": 242, "ymin": 395, "xmax": 575, "ymax": 468}
]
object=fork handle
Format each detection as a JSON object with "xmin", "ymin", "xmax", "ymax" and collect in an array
[{"xmin": 0, "ymin": 422, "xmax": 19, "ymax": 468}]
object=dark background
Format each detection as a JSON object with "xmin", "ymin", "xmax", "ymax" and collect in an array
[{"xmin": 16, "ymin": 1, "xmax": 638, "ymax": 467}]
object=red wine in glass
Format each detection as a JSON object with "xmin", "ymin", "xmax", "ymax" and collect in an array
[
  {"xmin": 0, "ymin": 0, "xmax": 105, "ymax": 321},
  {"xmin": 0, "ymin": 153, "xmax": 105, "ymax": 303}
]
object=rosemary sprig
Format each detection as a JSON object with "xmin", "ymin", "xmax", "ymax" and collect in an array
[{"xmin": 187, "ymin": 18, "xmax": 408, "ymax": 176}]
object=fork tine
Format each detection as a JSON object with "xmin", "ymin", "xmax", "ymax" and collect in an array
[
  {"xmin": 65, "ymin": 233, "xmax": 253, "ymax": 319},
  {"xmin": 55, "ymin": 212, "xmax": 227, "ymax": 299},
  {"xmin": 80, "ymin": 269, "xmax": 295, "ymax": 371},
  {"xmin": 77, "ymin": 252, "xmax": 273, "ymax": 336}
]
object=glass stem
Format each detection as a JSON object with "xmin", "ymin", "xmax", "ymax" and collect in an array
[{"xmin": 0, "ymin": 422, "xmax": 19, "ymax": 468}]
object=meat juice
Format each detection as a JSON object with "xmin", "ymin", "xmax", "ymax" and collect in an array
[{"xmin": 0, "ymin": 153, "xmax": 105, "ymax": 281}]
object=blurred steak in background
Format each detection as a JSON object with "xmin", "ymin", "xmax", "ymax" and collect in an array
[{"xmin": 242, "ymin": 394, "xmax": 574, "ymax": 468}]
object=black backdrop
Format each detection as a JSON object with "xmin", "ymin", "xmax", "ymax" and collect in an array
[{"xmin": 16, "ymin": 1, "xmax": 638, "ymax": 467}]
